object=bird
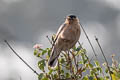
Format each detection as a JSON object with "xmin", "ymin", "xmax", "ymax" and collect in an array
[{"xmin": 48, "ymin": 15, "xmax": 81, "ymax": 67}]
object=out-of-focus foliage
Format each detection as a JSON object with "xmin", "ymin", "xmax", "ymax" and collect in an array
[{"xmin": 33, "ymin": 38, "xmax": 120, "ymax": 80}]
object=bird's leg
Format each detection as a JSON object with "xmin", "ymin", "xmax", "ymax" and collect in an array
[
  {"xmin": 57, "ymin": 58, "xmax": 61, "ymax": 80},
  {"xmin": 70, "ymin": 50, "xmax": 78, "ymax": 72},
  {"xmin": 67, "ymin": 50, "xmax": 73, "ymax": 73}
]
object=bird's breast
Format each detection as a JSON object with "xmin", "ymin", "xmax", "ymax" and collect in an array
[{"xmin": 60, "ymin": 24, "xmax": 80, "ymax": 41}]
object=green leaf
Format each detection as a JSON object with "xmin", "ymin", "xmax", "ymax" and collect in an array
[
  {"xmin": 76, "ymin": 50, "xmax": 82, "ymax": 55},
  {"xmin": 116, "ymin": 72, "xmax": 120, "ymax": 78},
  {"xmin": 52, "ymin": 34, "xmax": 56, "ymax": 41},
  {"xmin": 38, "ymin": 60, "xmax": 46, "ymax": 71},
  {"xmin": 96, "ymin": 67, "xmax": 102, "ymax": 73},
  {"xmin": 81, "ymin": 53, "xmax": 86, "ymax": 64},
  {"xmin": 90, "ymin": 70, "xmax": 96, "ymax": 76},
  {"xmin": 47, "ymin": 48, "xmax": 51, "ymax": 57},
  {"xmin": 38, "ymin": 73, "xmax": 44, "ymax": 80},
  {"xmin": 94, "ymin": 60, "xmax": 100, "ymax": 66},
  {"xmin": 66, "ymin": 73, "xmax": 70, "ymax": 78},
  {"xmin": 88, "ymin": 63, "xmax": 93, "ymax": 68},
  {"xmin": 41, "ymin": 77, "xmax": 49, "ymax": 80},
  {"xmin": 53, "ymin": 74, "xmax": 58, "ymax": 79},
  {"xmin": 48, "ymin": 69, "xmax": 53, "ymax": 75},
  {"xmin": 76, "ymin": 46, "xmax": 82, "ymax": 51},
  {"xmin": 81, "ymin": 49, "xmax": 86, "ymax": 53},
  {"xmin": 98, "ymin": 77, "xmax": 104, "ymax": 80},
  {"xmin": 60, "ymin": 58, "xmax": 65, "ymax": 63},
  {"xmin": 34, "ymin": 49, "xmax": 38, "ymax": 55},
  {"xmin": 105, "ymin": 68, "xmax": 108, "ymax": 73},
  {"xmin": 85, "ymin": 63, "xmax": 89, "ymax": 68},
  {"xmin": 37, "ymin": 53, "xmax": 42, "ymax": 57},
  {"xmin": 105, "ymin": 76, "xmax": 109, "ymax": 80},
  {"xmin": 72, "ymin": 46, "xmax": 76, "ymax": 51},
  {"xmin": 88, "ymin": 76, "xmax": 94, "ymax": 80},
  {"xmin": 84, "ymin": 59, "xmax": 88, "ymax": 64},
  {"xmin": 42, "ymin": 50, "xmax": 47, "ymax": 55},
  {"xmin": 82, "ymin": 76, "xmax": 88, "ymax": 80},
  {"xmin": 61, "ymin": 70, "xmax": 64, "ymax": 74},
  {"xmin": 79, "ymin": 61, "xmax": 83, "ymax": 64},
  {"xmin": 118, "ymin": 64, "xmax": 120, "ymax": 70}
]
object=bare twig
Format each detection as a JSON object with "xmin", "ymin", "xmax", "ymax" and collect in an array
[
  {"xmin": 78, "ymin": 41, "xmax": 105, "ymax": 77},
  {"xmin": 78, "ymin": 41, "xmax": 89, "ymax": 62},
  {"xmin": 57, "ymin": 59, "xmax": 61, "ymax": 80},
  {"xmin": 95, "ymin": 36, "xmax": 112, "ymax": 80},
  {"xmin": 70, "ymin": 50, "xmax": 78, "ymax": 71},
  {"xmin": 67, "ymin": 51, "xmax": 72, "ymax": 73},
  {"xmin": 46, "ymin": 35, "xmax": 52, "ymax": 44},
  {"xmin": 39, "ymin": 56, "xmax": 47, "ymax": 61},
  {"xmin": 79, "ymin": 22, "xmax": 98, "ymax": 60},
  {"xmin": 67, "ymin": 51, "xmax": 76, "ymax": 80},
  {"xmin": 4, "ymin": 40, "xmax": 39, "ymax": 76},
  {"xmin": 46, "ymin": 35, "xmax": 56, "ymax": 55},
  {"xmin": 78, "ymin": 41, "xmax": 99, "ymax": 80}
]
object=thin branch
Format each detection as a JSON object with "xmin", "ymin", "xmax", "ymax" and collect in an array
[
  {"xmin": 70, "ymin": 50, "xmax": 78, "ymax": 71},
  {"xmin": 46, "ymin": 35, "xmax": 56, "ymax": 53},
  {"xmin": 39, "ymin": 56, "xmax": 47, "ymax": 61},
  {"xmin": 78, "ymin": 41, "xmax": 89, "ymax": 62},
  {"xmin": 79, "ymin": 22, "xmax": 98, "ymax": 60},
  {"xmin": 95, "ymin": 36, "xmax": 112, "ymax": 80},
  {"xmin": 57, "ymin": 59, "xmax": 61, "ymax": 80},
  {"xmin": 46, "ymin": 35, "xmax": 52, "ymax": 44},
  {"xmin": 60, "ymin": 63, "xmax": 67, "ymax": 67},
  {"xmin": 4, "ymin": 40, "xmax": 39, "ymax": 76},
  {"xmin": 67, "ymin": 51, "xmax": 76, "ymax": 79},
  {"xmin": 78, "ymin": 41, "xmax": 99, "ymax": 80}
]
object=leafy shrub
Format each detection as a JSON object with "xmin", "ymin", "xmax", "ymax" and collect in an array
[{"xmin": 33, "ymin": 38, "xmax": 120, "ymax": 80}]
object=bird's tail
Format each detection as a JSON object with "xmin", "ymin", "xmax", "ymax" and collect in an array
[{"xmin": 48, "ymin": 47, "xmax": 61, "ymax": 67}]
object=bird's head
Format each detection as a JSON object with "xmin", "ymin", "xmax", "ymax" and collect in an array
[{"xmin": 65, "ymin": 15, "xmax": 79, "ymax": 24}]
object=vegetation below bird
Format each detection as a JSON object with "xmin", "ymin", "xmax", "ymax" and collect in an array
[{"xmin": 33, "ymin": 36, "xmax": 120, "ymax": 80}]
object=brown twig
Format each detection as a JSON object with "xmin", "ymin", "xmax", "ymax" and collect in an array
[
  {"xmin": 70, "ymin": 50, "xmax": 78, "ymax": 71},
  {"xmin": 78, "ymin": 41, "xmax": 89, "ymax": 62},
  {"xmin": 78, "ymin": 41, "xmax": 105, "ymax": 77},
  {"xmin": 79, "ymin": 22, "xmax": 98, "ymax": 60},
  {"xmin": 95, "ymin": 36, "xmax": 112, "ymax": 80},
  {"xmin": 39, "ymin": 56, "xmax": 47, "ymax": 61},
  {"xmin": 78, "ymin": 41, "xmax": 99, "ymax": 80},
  {"xmin": 4, "ymin": 40, "xmax": 39, "ymax": 76},
  {"xmin": 66, "ymin": 51, "xmax": 72, "ymax": 72},
  {"xmin": 67, "ymin": 51, "xmax": 76, "ymax": 80},
  {"xmin": 57, "ymin": 59, "xmax": 61, "ymax": 80},
  {"xmin": 46, "ymin": 35, "xmax": 53, "ymax": 44}
]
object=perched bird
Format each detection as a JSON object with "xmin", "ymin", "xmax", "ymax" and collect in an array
[{"xmin": 48, "ymin": 15, "xmax": 81, "ymax": 67}]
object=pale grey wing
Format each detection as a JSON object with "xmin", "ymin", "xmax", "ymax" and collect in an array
[{"xmin": 54, "ymin": 23, "xmax": 66, "ymax": 43}]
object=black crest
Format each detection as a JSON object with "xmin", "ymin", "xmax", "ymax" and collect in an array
[{"xmin": 68, "ymin": 15, "xmax": 76, "ymax": 19}]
